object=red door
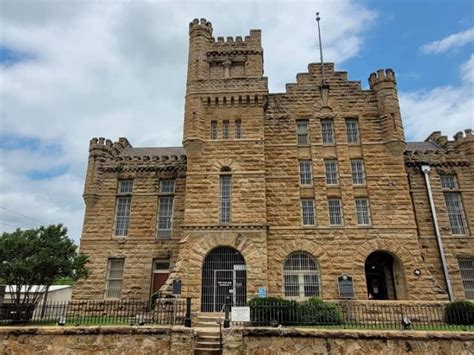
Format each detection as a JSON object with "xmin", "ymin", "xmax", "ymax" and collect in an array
[{"xmin": 152, "ymin": 273, "xmax": 169, "ymax": 293}]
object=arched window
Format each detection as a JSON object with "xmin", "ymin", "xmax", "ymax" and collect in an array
[
  {"xmin": 283, "ymin": 252, "xmax": 320, "ymax": 299},
  {"xmin": 219, "ymin": 167, "xmax": 231, "ymax": 223}
]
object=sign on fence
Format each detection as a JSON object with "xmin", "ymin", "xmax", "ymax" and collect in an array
[
  {"xmin": 231, "ymin": 306, "xmax": 250, "ymax": 322},
  {"xmin": 337, "ymin": 274, "xmax": 354, "ymax": 299}
]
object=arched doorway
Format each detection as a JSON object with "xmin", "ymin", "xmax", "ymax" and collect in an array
[
  {"xmin": 365, "ymin": 251, "xmax": 406, "ymax": 300},
  {"xmin": 201, "ymin": 246, "xmax": 247, "ymax": 312}
]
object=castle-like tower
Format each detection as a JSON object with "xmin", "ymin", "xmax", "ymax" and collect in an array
[{"xmin": 73, "ymin": 19, "xmax": 473, "ymax": 312}]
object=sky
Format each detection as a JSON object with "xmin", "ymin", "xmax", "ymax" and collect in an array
[{"xmin": 0, "ymin": 0, "xmax": 473, "ymax": 243}]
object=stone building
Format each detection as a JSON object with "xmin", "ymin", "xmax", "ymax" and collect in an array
[{"xmin": 73, "ymin": 19, "xmax": 473, "ymax": 312}]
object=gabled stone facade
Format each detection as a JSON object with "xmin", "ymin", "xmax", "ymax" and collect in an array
[{"xmin": 73, "ymin": 19, "xmax": 473, "ymax": 311}]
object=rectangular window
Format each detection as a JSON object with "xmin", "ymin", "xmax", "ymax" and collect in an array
[
  {"xmin": 284, "ymin": 274, "xmax": 299, "ymax": 297},
  {"xmin": 118, "ymin": 179, "xmax": 133, "ymax": 194},
  {"xmin": 459, "ymin": 259, "xmax": 474, "ymax": 299},
  {"xmin": 440, "ymin": 174, "xmax": 458, "ymax": 189},
  {"xmin": 299, "ymin": 160, "xmax": 313, "ymax": 185},
  {"xmin": 325, "ymin": 160, "xmax": 339, "ymax": 185},
  {"xmin": 301, "ymin": 199, "xmax": 315, "ymax": 226},
  {"xmin": 160, "ymin": 179, "xmax": 175, "ymax": 193},
  {"xmin": 105, "ymin": 258, "xmax": 124, "ymax": 299},
  {"xmin": 235, "ymin": 119, "xmax": 242, "ymax": 139},
  {"xmin": 210, "ymin": 120, "xmax": 217, "ymax": 140},
  {"xmin": 220, "ymin": 175, "xmax": 231, "ymax": 223},
  {"xmin": 346, "ymin": 118, "xmax": 359, "ymax": 144},
  {"xmin": 114, "ymin": 180, "xmax": 133, "ymax": 237},
  {"xmin": 444, "ymin": 192, "xmax": 468, "ymax": 235},
  {"xmin": 321, "ymin": 119, "xmax": 334, "ymax": 144},
  {"xmin": 351, "ymin": 159, "xmax": 365, "ymax": 185},
  {"xmin": 296, "ymin": 120, "xmax": 309, "ymax": 145},
  {"xmin": 223, "ymin": 120, "xmax": 229, "ymax": 139},
  {"xmin": 328, "ymin": 198, "xmax": 343, "ymax": 225},
  {"xmin": 355, "ymin": 198, "xmax": 371, "ymax": 225},
  {"xmin": 157, "ymin": 196, "xmax": 173, "ymax": 238}
]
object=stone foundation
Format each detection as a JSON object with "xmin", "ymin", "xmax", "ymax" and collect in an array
[
  {"xmin": 224, "ymin": 328, "xmax": 474, "ymax": 355},
  {"xmin": 1, "ymin": 325, "xmax": 473, "ymax": 354}
]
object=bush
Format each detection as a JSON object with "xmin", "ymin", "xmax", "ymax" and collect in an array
[
  {"xmin": 248, "ymin": 297, "xmax": 342, "ymax": 326},
  {"xmin": 445, "ymin": 301, "xmax": 474, "ymax": 325},
  {"xmin": 300, "ymin": 297, "xmax": 342, "ymax": 325},
  {"xmin": 248, "ymin": 297, "xmax": 299, "ymax": 326}
]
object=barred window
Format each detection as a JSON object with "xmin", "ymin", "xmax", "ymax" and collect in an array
[
  {"xmin": 223, "ymin": 120, "xmax": 229, "ymax": 139},
  {"xmin": 284, "ymin": 252, "xmax": 320, "ymax": 299},
  {"xmin": 299, "ymin": 160, "xmax": 313, "ymax": 185},
  {"xmin": 346, "ymin": 119, "xmax": 359, "ymax": 144},
  {"xmin": 321, "ymin": 119, "xmax": 334, "ymax": 144},
  {"xmin": 296, "ymin": 120, "xmax": 309, "ymax": 145},
  {"xmin": 118, "ymin": 180, "xmax": 133, "ymax": 194},
  {"xmin": 235, "ymin": 119, "xmax": 242, "ymax": 139},
  {"xmin": 157, "ymin": 196, "xmax": 173, "ymax": 238},
  {"xmin": 114, "ymin": 180, "xmax": 133, "ymax": 237},
  {"xmin": 355, "ymin": 198, "xmax": 371, "ymax": 225},
  {"xmin": 440, "ymin": 174, "xmax": 458, "ymax": 189},
  {"xmin": 301, "ymin": 199, "xmax": 316, "ymax": 226},
  {"xmin": 444, "ymin": 192, "xmax": 468, "ymax": 235},
  {"xmin": 459, "ymin": 259, "xmax": 474, "ymax": 299},
  {"xmin": 160, "ymin": 179, "xmax": 175, "ymax": 193},
  {"xmin": 328, "ymin": 198, "xmax": 343, "ymax": 225},
  {"xmin": 220, "ymin": 173, "xmax": 231, "ymax": 223},
  {"xmin": 351, "ymin": 159, "xmax": 365, "ymax": 185},
  {"xmin": 105, "ymin": 258, "xmax": 124, "ymax": 299},
  {"xmin": 325, "ymin": 160, "xmax": 339, "ymax": 185},
  {"xmin": 210, "ymin": 120, "xmax": 217, "ymax": 139}
]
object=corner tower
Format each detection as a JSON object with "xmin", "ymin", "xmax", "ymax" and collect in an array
[{"xmin": 179, "ymin": 19, "xmax": 269, "ymax": 312}]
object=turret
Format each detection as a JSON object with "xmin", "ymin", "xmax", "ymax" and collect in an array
[
  {"xmin": 187, "ymin": 18, "xmax": 213, "ymax": 82},
  {"xmin": 369, "ymin": 69, "xmax": 405, "ymax": 154}
]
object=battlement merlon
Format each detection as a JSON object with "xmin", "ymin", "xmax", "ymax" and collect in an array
[
  {"xmin": 189, "ymin": 18, "xmax": 213, "ymax": 36},
  {"xmin": 89, "ymin": 137, "xmax": 131, "ymax": 159},
  {"xmin": 368, "ymin": 69, "xmax": 396, "ymax": 89}
]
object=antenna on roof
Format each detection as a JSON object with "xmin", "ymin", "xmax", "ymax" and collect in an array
[{"xmin": 316, "ymin": 12, "xmax": 326, "ymax": 85}]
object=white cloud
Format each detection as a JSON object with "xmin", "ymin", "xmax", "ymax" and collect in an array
[
  {"xmin": 0, "ymin": 1, "xmax": 376, "ymax": 242},
  {"xmin": 400, "ymin": 85, "xmax": 473, "ymax": 142},
  {"xmin": 461, "ymin": 53, "xmax": 474, "ymax": 83},
  {"xmin": 420, "ymin": 28, "xmax": 474, "ymax": 54}
]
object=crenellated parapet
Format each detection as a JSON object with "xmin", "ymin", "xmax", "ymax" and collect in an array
[
  {"xmin": 368, "ymin": 69, "xmax": 396, "ymax": 89},
  {"xmin": 189, "ymin": 18, "xmax": 213, "ymax": 36},
  {"xmin": 89, "ymin": 137, "xmax": 131, "ymax": 159},
  {"xmin": 404, "ymin": 129, "xmax": 473, "ymax": 167}
]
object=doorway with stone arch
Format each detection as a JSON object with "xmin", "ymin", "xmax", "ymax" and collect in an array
[
  {"xmin": 201, "ymin": 246, "xmax": 247, "ymax": 312},
  {"xmin": 365, "ymin": 251, "xmax": 407, "ymax": 300}
]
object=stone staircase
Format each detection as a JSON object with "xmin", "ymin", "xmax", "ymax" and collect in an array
[{"xmin": 194, "ymin": 313, "xmax": 222, "ymax": 355}]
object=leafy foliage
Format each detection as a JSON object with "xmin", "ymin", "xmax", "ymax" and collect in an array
[
  {"xmin": 0, "ymin": 224, "xmax": 89, "ymax": 306},
  {"xmin": 445, "ymin": 301, "xmax": 474, "ymax": 325},
  {"xmin": 248, "ymin": 297, "xmax": 342, "ymax": 326}
]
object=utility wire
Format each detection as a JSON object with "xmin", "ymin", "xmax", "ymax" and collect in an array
[
  {"xmin": 0, "ymin": 206, "xmax": 46, "ymax": 225},
  {"xmin": 0, "ymin": 221, "xmax": 25, "ymax": 229}
]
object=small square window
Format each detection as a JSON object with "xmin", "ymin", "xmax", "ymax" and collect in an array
[
  {"xmin": 440, "ymin": 174, "xmax": 458, "ymax": 189},
  {"xmin": 118, "ymin": 180, "xmax": 133, "ymax": 194},
  {"xmin": 160, "ymin": 179, "xmax": 175, "ymax": 193}
]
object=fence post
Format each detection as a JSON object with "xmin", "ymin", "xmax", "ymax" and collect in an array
[
  {"xmin": 184, "ymin": 297, "xmax": 192, "ymax": 327},
  {"xmin": 224, "ymin": 296, "xmax": 231, "ymax": 328}
]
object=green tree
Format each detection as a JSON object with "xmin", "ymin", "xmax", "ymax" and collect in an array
[{"xmin": 0, "ymin": 224, "xmax": 89, "ymax": 306}]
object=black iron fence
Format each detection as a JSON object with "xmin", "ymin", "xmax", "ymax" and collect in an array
[
  {"xmin": 239, "ymin": 301, "xmax": 474, "ymax": 331},
  {"xmin": 0, "ymin": 298, "xmax": 191, "ymax": 326}
]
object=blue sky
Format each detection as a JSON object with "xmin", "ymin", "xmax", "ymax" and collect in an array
[{"xmin": 0, "ymin": 0, "xmax": 472, "ymax": 242}]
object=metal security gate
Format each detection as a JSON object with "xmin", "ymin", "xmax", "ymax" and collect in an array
[{"xmin": 201, "ymin": 246, "xmax": 246, "ymax": 312}]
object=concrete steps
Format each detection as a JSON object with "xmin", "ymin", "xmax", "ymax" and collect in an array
[{"xmin": 194, "ymin": 314, "xmax": 222, "ymax": 355}]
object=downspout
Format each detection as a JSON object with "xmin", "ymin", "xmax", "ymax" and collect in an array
[{"xmin": 421, "ymin": 165, "xmax": 454, "ymax": 301}]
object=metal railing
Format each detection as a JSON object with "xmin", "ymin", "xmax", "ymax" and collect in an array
[
  {"xmin": 234, "ymin": 301, "xmax": 474, "ymax": 331},
  {"xmin": 0, "ymin": 298, "xmax": 191, "ymax": 326}
]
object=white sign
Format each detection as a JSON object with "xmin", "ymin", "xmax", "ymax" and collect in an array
[
  {"xmin": 233, "ymin": 265, "xmax": 246, "ymax": 271},
  {"xmin": 231, "ymin": 306, "xmax": 250, "ymax": 322}
]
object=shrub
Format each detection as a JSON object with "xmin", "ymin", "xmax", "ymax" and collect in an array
[
  {"xmin": 248, "ymin": 297, "xmax": 299, "ymax": 326},
  {"xmin": 300, "ymin": 297, "xmax": 342, "ymax": 325},
  {"xmin": 248, "ymin": 297, "xmax": 342, "ymax": 326},
  {"xmin": 445, "ymin": 301, "xmax": 474, "ymax": 325}
]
